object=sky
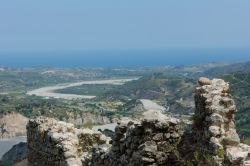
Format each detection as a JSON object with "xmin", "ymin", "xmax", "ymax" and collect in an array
[{"xmin": 0, "ymin": 0, "xmax": 250, "ymax": 53}]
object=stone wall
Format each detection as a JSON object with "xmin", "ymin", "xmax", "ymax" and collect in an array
[
  {"xmin": 91, "ymin": 113, "xmax": 181, "ymax": 166},
  {"xmin": 27, "ymin": 112, "xmax": 182, "ymax": 166},
  {"xmin": 27, "ymin": 117, "xmax": 108, "ymax": 166},
  {"xmin": 193, "ymin": 77, "xmax": 250, "ymax": 165}
]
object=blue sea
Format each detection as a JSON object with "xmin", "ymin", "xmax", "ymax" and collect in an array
[{"xmin": 0, "ymin": 49, "xmax": 250, "ymax": 68}]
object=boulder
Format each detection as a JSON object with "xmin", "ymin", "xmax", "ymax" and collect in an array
[{"xmin": 198, "ymin": 77, "xmax": 212, "ymax": 86}]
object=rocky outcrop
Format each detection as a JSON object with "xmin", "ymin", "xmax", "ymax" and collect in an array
[
  {"xmin": 120, "ymin": 99, "xmax": 146, "ymax": 112},
  {"xmin": 121, "ymin": 99, "xmax": 166, "ymax": 113},
  {"xmin": 0, "ymin": 112, "xmax": 28, "ymax": 139},
  {"xmin": 193, "ymin": 77, "xmax": 250, "ymax": 165},
  {"xmin": 27, "ymin": 117, "xmax": 108, "ymax": 166},
  {"xmin": 67, "ymin": 112, "xmax": 111, "ymax": 127}
]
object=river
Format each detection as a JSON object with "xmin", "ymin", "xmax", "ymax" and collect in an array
[{"xmin": 27, "ymin": 78, "xmax": 138, "ymax": 100}]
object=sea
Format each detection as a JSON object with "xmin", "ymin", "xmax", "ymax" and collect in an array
[{"xmin": 0, "ymin": 49, "xmax": 249, "ymax": 68}]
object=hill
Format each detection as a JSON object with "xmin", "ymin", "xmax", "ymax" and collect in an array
[
  {"xmin": 204, "ymin": 61, "xmax": 250, "ymax": 76},
  {"xmin": 100, "ymin": 74, "xmax": 196, "ymax": 115},
  {"xmin": 220, "ymin": 72, "xmax": 250, "ymax": 143}
]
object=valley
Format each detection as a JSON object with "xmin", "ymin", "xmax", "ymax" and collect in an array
[
  {"xmin": 1, "ymin": 61, "xmax": 250, "ymax": 164},
  {"xmin": 27, "ymin": 78, "xmax": 138, "ymax": 100}
]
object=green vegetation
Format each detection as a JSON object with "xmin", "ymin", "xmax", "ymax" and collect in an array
[
  {"xmin": 216, "ymin": 149, "xmax": 225, "ymax": 158},
  {"xmin": 0, "ymin": 94, "xmax": 75, "ymax": 119},
  {"xmin": 0, "ymin": 68, "xmax": 82, "ymax": 93},
  {"xmin": 221, "ymin": 72, "xmax": 250, "ymax": 143},
  {"xmin": 55, "ymin": 84, "xmax": 119, "ymax": 96},
  {"xmin": 0, "ymin": 68, "xmax": 151, "ymax": 124},
  {"xmin": 82, "ymin": 121, "xmax": 94, "ymax": 129},
  {"xmin": 101, "ymin": 74, "xmax": 196, "ymax": 114}
]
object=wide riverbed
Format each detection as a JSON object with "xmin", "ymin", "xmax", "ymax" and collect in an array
[{"xmin": 27, "ymin": 78, "xmax": 138, "ymax": 100}]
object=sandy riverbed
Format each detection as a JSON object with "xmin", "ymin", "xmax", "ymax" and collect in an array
[{"xmin": 27, "ymin": 78, "xmax": 138, "ymax": 100}]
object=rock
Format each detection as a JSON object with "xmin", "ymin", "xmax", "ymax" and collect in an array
[
  {"xmin": 0, "ymin": 111, "xmax": 28, "ymax": 139},
  {"xmin": 209, "ymin": 113, "xmax": 224, "ymax": 126},
  {"xmin": 226, "ymin": 145, "xmax": 250, "ymax": 165},
  {"xmin": 198, "ymin": 77, "xmax": 212, "ymax": 86},
  {"xmin": 209, "ymin": 126, "xmax": 221, "ymax": 136},
  {"xmin": 157, "ymin": 141, "xmax": 174, "ymax": 153},
  {"xmin": 141, "ymin": 141, "xmax": 157, "ymax": 156},
  {"xmin": 171, "ymin": 132, "xmax": 180, "ymax": 138},
  {"xmin": 152, "ymin": 133, "xmax": 164, "ymax": 141},
  {"xmin": 67, "ymin": 112, "xmax": 111, "ymax": 126},
  {"xmin": 210, "ymin": 137, "xmax": 223, "ymax": 149},
  {"xmin": 222, "ymin": 84, "xmax": 230, "ymax": 93},
  {"xmin": 222, "ymin": 130, "xmax": 240, "ymax": 146},
  {"xmin": 164, "ymin": 133, "xmax": 171, "ymax": 139},
  {"xmin": 141, "ymin": 157, "xmax": 155, "ymax": 163},
  {"xmin": 156, "ymin": 152, "xmax": 168, "ymax": 164},
  {"xmin": 98, "ymin": 129, "xmax": 115, "ymax": 139}
]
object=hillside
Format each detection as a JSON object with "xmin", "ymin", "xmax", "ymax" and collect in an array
[
  {"xmin": 204, "ymin": 61, "xmax": 250, "ymax": 76},
  {"xmin": 101, "ymin": 74, "xmax": 196, "ymax": 115},
  {"xmin": 220, "ymin": 72, "xmax": 250, "ymax": 142},
  {"xmin": 100, "ymin": 71, "xmax": 250, "ymax": 143}
]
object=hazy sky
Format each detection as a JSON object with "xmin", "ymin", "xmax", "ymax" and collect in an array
[{"xmin": 1, "ymin": 0, "xmax": 250, "ymax": 52}]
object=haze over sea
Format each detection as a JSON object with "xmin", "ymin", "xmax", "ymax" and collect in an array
[{"xmin": 1, "ymin": 49, "xmax": 250, "ymax": 68}]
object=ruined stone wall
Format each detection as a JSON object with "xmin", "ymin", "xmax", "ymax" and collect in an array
[
  {"xmin": 27, "ymin": 117, "xmax": 108, "ymax": 166},
  {"xmin": 194, "ymin": 78, "xmax": 240, "ymax": 151},
  {"xmin": 27, "ymin": 113, "xmax": 182, "ymax": 166},
  {"xmin": 92, "ymin": 115, "xmax": 181, "ymax": 166},
  {"xmin": 193, "ymin": 77, "xmax": 250, "ymax": 165}
]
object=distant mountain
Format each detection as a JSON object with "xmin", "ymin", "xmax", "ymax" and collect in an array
[{"xmin": 204, "ymin": 61, "xmax": 250, "ymax": 76}]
